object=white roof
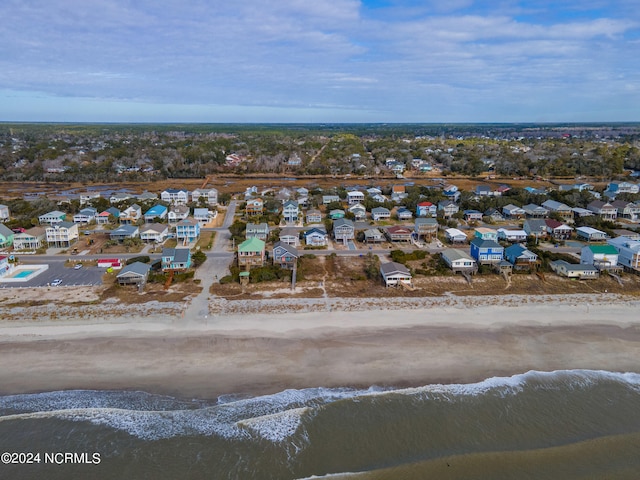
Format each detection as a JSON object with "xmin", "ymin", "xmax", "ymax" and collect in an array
[
  {"xmin": 445, "ymin": 228, "xmax": 466, "ymax": 237},
  {"xmin": 576, "ymin": 226, "xmax": 605, "ymax": 235}
]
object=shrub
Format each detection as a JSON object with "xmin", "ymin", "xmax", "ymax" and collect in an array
[
  {"xmin": 126, "ymin": 255, "xmax": 150, "ymax": 265},
  {"xmin": 192, "ymin": 250, "xmax": 207, "ymax": 267}
]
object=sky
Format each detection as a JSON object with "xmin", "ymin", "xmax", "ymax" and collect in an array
[{"xmin": 1, "ymin": 0, "xmax": 639, "ymax": 123}]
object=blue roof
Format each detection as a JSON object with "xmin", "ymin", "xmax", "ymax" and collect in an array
[
  {"xmin": 305, "ymin": 227, "xmax": 327, "ymax": 236},
  {"xmin": 145, "ymin": 204, "xmax": 168, "ymax": 215},
  {"xmin": 471, "ymin": 238, "xmax": 503, "ymax": 249},
  {"xmin": 505, "ymin": 244, "xmax": 526, "ymax": 257}
]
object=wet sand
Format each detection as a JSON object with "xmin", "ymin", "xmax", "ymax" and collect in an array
[{"xmin": 1, "ymin": 298, "xmax": 639, "ymax": 399}]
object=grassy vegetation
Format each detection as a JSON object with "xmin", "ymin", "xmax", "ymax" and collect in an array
[{"xmin": 195, "ymin": 232, "xmax": 215, "ymax": 250}]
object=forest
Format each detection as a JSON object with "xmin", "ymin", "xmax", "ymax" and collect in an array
[{"xmin": 1, "ymin": 122, "xmax": 639, "ymax": 183}]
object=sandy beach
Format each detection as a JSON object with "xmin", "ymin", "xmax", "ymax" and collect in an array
[{"xmin": 1, "ymin": 293, "xmax": 639, "ymax": 400}]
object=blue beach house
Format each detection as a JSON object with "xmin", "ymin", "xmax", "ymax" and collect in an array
[{"xmin": 470, "ymin": 238, "xmax": 504, "ymax": 265}]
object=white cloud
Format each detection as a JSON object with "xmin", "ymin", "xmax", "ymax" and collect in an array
[{"xmin": 0, "ymin": 0, "xmax": 639, "ymax": 121}]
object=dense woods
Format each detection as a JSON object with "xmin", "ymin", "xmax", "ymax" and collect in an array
[{"xmin": 1, "ymin": 123, "xmax": 639, "ymax": 184}]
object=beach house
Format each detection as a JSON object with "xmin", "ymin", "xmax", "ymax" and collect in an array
[
  {"xmin": 608, "ymin": 237, "xmax": 640, "ymax": 272},
  {"xmin": 542, "ymin": 200, "xmax": 573, "ymax": 219},
  {"xmin": 444, "ymin": 228, "xmax": 467, "ymax": 244},
  {"xmin": 549, "ymin": 261, "xmax": 599, "ymax": 279},
  {"xmin": 576, "ymin": 226, "xmax": 607, "ymax": 242},
  {"xmin": 474, "ymin": 227, "xmax": 498, "ymax": 242},
  {"xmin": 372, "ymin": 207, "xmax": 391, "ymax": 221},
  {"xmin": 329, "ymin": 209, "xmax": 345, "ymax": 220},
  {"xmin": 438, "ymin": 200, "xmax": 459, "ymax": 219},
  {"xmin": 396, "ymin": 208, "xmax": 413, "ymax": 221},
  {"xmin": 505, "ymin": 244, "xmax": 539, "ymax": 271},
  {"xmin": 282, "ymin": 200, "xmax": 300, "ymax": 223},
  {"xmin": 109, "ymin": 225, "xmax": 139, "ymax": 242},
  {"xmin": 238, "ymin": 237, "xmax": 266, "ymax": 270},
  {"xmin": 523, "ymin": 219, "xmax": 548, "ymax": 239},
  {"xmin": 463, "ymin": 210, "xmax": 483, "ymax": 222},
  {"xmin": 46, "ymin": 222, "xmax": 79, "ymax": 248},
  {"xmin": 587, "ymin": 201, "xmax": 617, "ymax": 220},
  {"xmin": 306, "ymin": 210, "xmax": 322, "ymax": 224},
  {"xmin": 416, "ymin": 202, "xmax": 437, "ymax": 217},
  {"xmin": 380, "ymin": 262, "xmax": 412, "ymax": 287},
  {"xmin": 12, "ymin": 227, "xmax": 46, "ymax": 250},
  {"xmin": 120, "ymin": 204, "xmax": 142, "ymax": 224},
  {"xmin": 304, "ymin": 227, "xmax": 328, "ymax": 247},
  {"xmin": 470, "ymin": 238, "xmax": 504, "ymax": 265},
  {"xmin": 175, "ymin": 218, "xmax": 200, "ymax": 243},
  {"xmin": 272, "ymin": 242, "xmax": 299, "ymax": 270},
  {"xmin": 497, "ymin": 228, "xmax": 527, "ymax": 243},
  {"xmin": 441, "ymin": 248, "xmax": 477, "ymax": 274},
  {"xmin": 245, "ymin": 198, "xmax": 264, "ymax": 216},
  {"xmin": 415, "ymin": 218, "xmax": 438, "ymax": 241},
  {"xmin": 333, "ymin": 218, "xmax": 355, "ymax": 245},
  {"xmin": 162, "ymin": 248, "xmax": 192, "ymax": 271},
  {"xmin": 39, "ymin": 210, "xmax": 66, "ymax": 225},
  {"xmin": 522, "ymin": 204, "xmax": 549, "ymax": 218},
  {"xmin": 386, "ymin": 225, "xmax": 413, "ymax": 243},
  {"xmin": 116, "ymin": 262, "xmax": 151, "ymax": 286},
  {"xmin": 246, "ymin": 222, "xmax": 269, "ymax": 241},
  {"xmin": 143, "ymin": 205, "xmax": 168, "ymax": 223},
  {"xmin": 139, "ymin": 223, "xmax": 169, "ymax": 243},
  {"xmin": 0, "ymin": 224, "xmax": 14, "ymax": 249},
  {"xmin": 276, "ymin": 228, "xmax": 297, "ymax": 247},
  {"xmin": 73, "ymin": 207, "xmax": 97, "ymax": 224},
  {"xmin": 544, "ymin": 219, "xmax": 573, "ymax": 240},
  {"xmin": 0, "ymin": 204, "xmax": 9, "ymax": 221},
  {"xmin": 349, "ymin": 203, "xmax": 367, "ymax": 221},
  {"xmin": 347, "ymin": 191, "xmax": 365, "ymax": 205},
  {"xmin": 502, "ymin": 204, "xmax": 525, "ymax": 219},
  {"xmin": 161, "ymin": 188, "xmax": 189, "ymax": 205},
  {"xmin": 96, "ymin": 207, "xmax": 120, "ymax": 225},
  {"xmin": 580, "ymin": 245, "xmax": 620, "ymax": 271},
  {"xmin": 191, "ymin": 188, "xmax": 218, "ymax": 205},
  {"xmin": 363, "ymin": 228, "xmax": 385, "ymax": 243},
  {"xmin": 168, "ymin": 205, "xmax": 190, "ymax": 223}
]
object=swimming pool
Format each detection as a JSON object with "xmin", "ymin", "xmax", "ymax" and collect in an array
[
  {"xmin": 13, "ymin": 269, "xmax": 36, "ymax": 278},
  {"xmin": 0, "ymin": 264, "xmax": 49, "ymax": 283}
]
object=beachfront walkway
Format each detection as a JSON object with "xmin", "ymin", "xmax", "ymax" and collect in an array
[{"xmin": 182, "ymin": 201, "xmax": 237, "ymax": 322}]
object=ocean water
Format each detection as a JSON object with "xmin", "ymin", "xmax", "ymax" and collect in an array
[{"xmin": 0, "ymin": 370, "xmax": 639, "ymax": 479}]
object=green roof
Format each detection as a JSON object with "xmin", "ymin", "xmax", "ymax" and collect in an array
[
  {"xmin": 588, "ymin": 245, "xmax": 618, "ymax": 255},
  {"xmin": 238, "ymin": 237, "xmax": 265, "ymax": 253}
]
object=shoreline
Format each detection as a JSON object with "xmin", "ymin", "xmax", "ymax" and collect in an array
[{"xmin": 1, "ymin": 294, "xmax": 639, "ymax": 400}]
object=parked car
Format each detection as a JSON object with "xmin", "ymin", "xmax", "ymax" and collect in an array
[
  {"xmin": 74, "ymin": 264, "xmax": 83, "ymax": 270},
  {"xmin": 51, "ymin": 279, "xmax": 63, "ymax": 286}
]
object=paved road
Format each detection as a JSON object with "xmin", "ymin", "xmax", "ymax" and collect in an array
[{"xmin": 182, "ymin": 200, "xmax": 237, "ymax": 321}]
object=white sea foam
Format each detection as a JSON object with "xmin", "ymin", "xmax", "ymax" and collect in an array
[
  {"xmin": 2, "ymin": 370, "xmax": 638, "ymax": 442},
  {"xmin": 0, "ymin": 389, "xmax": 201, "ymax": 415},
  {"xmin": 237, "ymin": 406, "xmax": 312, "ymax": 443},
  {"xmin": 346, "ymin": 369, "xmax": 640, "ymax": 402}
]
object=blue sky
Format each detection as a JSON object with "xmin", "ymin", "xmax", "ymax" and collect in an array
[{"xmin": 1, "ymin": 0, "xmax": 639, "ymax": 123}]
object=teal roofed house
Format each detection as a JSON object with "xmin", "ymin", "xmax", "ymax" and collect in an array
[
  {"xmin": 329, "ymin": 209, "xmax": 345, "ymax": 220},
  {"xmin": 144, "ymin": 204, "xmax": 168, "ymax": 222},
  {"xmin": 0, "ymin": 224, "xmax": 14, "ymax": 248},
  {"xmin": 38, "ymin": 210, "xmax": 66, "ymax": 225},
  {"xmin": 238, "ymin": 237, "xmax": 265, "ymax": 270}
]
